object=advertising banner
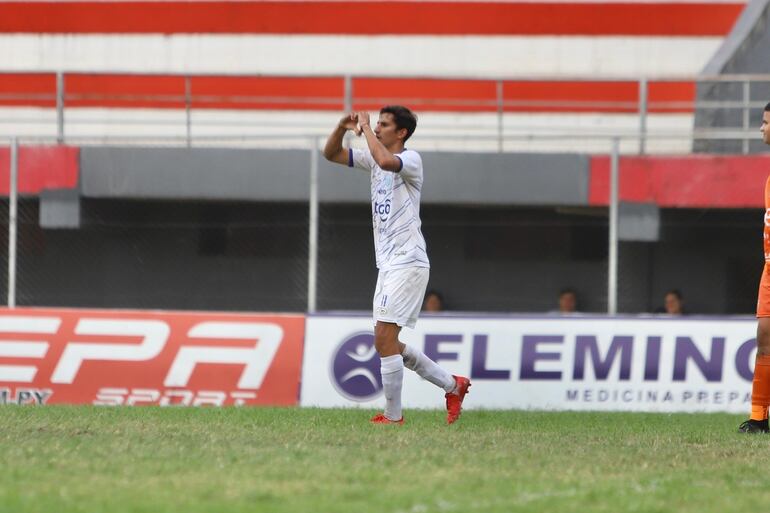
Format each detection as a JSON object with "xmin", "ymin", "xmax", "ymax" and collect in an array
[
  {"xmin": 0, "ymin": 307, "xmax": 305, "ymax": 406},
  {"xmin": 301, "ymin": 313, "xmax": 757, "ymax": 413}
]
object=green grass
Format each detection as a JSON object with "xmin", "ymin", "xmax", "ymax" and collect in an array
[{"xmin": 0, "ymin": 406, "xmax": 766, "ymax": 513}]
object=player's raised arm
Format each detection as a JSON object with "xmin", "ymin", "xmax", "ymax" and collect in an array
[
  {"xmin": 323, "ymin": 113, "xmax": 361, "ymax": 166},
  {"xmin": 356, "ymin": 111, "xmax": 404, "ymax": 172}
]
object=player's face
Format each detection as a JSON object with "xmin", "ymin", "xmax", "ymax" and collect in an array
[
  {"xmin": 374, "ymin": 113, "xmax": 405, "ymax": 148},
  {"xmin": 761, "ymin": 111, "xmax": 770, "ymax": 145}
]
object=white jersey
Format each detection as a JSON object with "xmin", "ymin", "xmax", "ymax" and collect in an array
[{"xmin": 349, "ymin": 147, "xmax": 430, "ymax": 271}]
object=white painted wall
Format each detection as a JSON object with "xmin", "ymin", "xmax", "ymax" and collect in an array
[{"xmin": 0, "ymin": 35, "xmax": 722, "ymax": 78}]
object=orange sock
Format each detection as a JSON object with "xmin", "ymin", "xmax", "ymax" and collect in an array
[{"xmin": 750, "ymin": 355, "xmax": 770, "ymax": 420}]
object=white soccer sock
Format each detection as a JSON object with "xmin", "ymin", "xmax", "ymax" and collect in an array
[
  {"xmin": 402, "ymin": 344, "xmax": 456, "ymax": 393},
  {"xmin": 380, "ymin": 354, "xmax": 404, "ymax": 421}
]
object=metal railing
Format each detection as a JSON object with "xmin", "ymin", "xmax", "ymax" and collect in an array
[{"xmin": 1, "ymin": 72, "xmax": 770, "ymax": 153}]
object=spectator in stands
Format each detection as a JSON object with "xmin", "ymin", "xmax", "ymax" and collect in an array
[
  {"xmin": 664, "ymin": 289, "xmax": 685, "ymax": 315},
  {"xmin": 557, "ymin": 288, "xmax": 579, "ymax": 314},
  {"xmin": 423, "ymin": 289, "xmax": 445, "ymax": 312},
  {"xmin": 655, "ymin": 289, "xmax": 685, "ymax": 315}
]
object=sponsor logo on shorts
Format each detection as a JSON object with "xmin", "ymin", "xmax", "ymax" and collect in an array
[{"xmin": 330, "ymin": 332, "xmax": 382, "ymax": 401}]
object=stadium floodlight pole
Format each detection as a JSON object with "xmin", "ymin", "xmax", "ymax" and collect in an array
[
  {"xmin": 607, "ymin": 137, "xmax": 620, "ymax": 315},
  {"xmin": 56, "ymin": 72, "xmax": 65, "ymax": 144},
  {"xmin": 8, "ymin": 137, "xmax": 18, "ymax": 308},
  {"xmin": 307, "ymin": 137, "xmax": 319, "ymax": 313}
]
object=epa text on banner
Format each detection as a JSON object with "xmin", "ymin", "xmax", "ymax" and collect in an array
[
  {"xmin": 0, "ymin": 307, "xmax": 305, "ymax": 406},
  {"xmin": 301, "ymin": 314, "xmax": 756, "ymax": 413}
]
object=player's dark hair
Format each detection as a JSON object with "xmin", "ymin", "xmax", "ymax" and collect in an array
[
  {"xmin": 380, "ymin": 105, "xmax": 417, "ymax": 142},
  {"xmin": 765, "ymin": 102, "xmax": 770, "ymax": 112},
  {"xmin": 666, "ymin": 289, "xmax": 683, "ymax": 300},
  {"xmin": 559, "ymin": 288, "xmax": 577, "ymax": 297}
]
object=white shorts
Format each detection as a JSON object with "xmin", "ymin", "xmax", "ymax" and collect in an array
[{"xmin": 372, "ymin": 267, "xmax": 430, "ymax": 329}]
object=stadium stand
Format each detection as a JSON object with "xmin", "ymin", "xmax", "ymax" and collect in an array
[
  {"xmin": 0, "ymin": 0, "xmax": 768, "ymax": 315},
  {"xmin": 0, "ymin": 0, "xmax": 753, "ymax": 152},
  {"xmin": 694, "ymin": 0, "xmax": 770, "ymax": 152}
]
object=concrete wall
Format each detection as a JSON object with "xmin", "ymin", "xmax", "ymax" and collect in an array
[{"xmin": 80, "ymin": 147, "xmax": 590, "ymax": 206}]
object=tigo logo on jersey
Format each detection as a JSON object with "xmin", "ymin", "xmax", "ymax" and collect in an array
[
  {"xmin": 330, "ymin": 332, "xmax": 382, "ymax": 401},
  {"xmin": 374, "ymin": 199, "xmax": 391, "ymax": 222}
]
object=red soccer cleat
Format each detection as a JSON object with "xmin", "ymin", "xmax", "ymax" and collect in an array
[
  {"xmin": 370, "ymin": 413, "xmax": 404, "ymax": 425},
  {"xmin": 445, "ymin": 375, "xmax": 471, "ymax": 425}
]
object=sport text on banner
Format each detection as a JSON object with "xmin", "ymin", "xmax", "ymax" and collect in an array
[{"xmin": 0, "ymin": 307, "xmax": 305, "ymax": 406}]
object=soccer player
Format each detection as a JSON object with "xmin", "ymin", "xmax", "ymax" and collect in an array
[
  {"xmin": 739, "ymin": 101, "xmax": 770, "ymax": 433},
  {"xmin": 323, "ymin": 105, "xmax": 471, "ymax": 425}
]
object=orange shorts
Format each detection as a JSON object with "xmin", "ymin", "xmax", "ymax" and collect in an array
[{"xmin": 758, "ymin": 264, "xmax": 770, "ymax": 317}]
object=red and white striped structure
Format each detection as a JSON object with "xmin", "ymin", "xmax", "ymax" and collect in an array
[{"xmin": 0, "ymin": 1, "xmax": 749, "ymax": 152}]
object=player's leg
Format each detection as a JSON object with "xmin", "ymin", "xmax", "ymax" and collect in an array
[
  {"xmin": 401, "ymin": 342, "xmax": 473, "ymax": 424},
  {"xmin": 395, "ymin": 267, "xmax": 454, "ymax": 392},
  {"xmin": 370, "ymin": 271, "xmax": 405, "ymax": 424},
  {"xmin": 401, "ymin": 340, "xmax": 473, "ymax": 424},
  {"xmin": 374, "ymin": 319, "xmax": 402, "ymax": 356},
  {"xmin": 740, "ymin": 265, "xmax": 770, "ymax": 433},
  {"xmin": 397, "ymin": 267, "xmax": 453, "ymax": 390},
  {"xmin": 395, "ymin": 268, "xmax": 471, "ymax": 424},
  {"xmin": 742, "ymin": 318, "xmax": 770, "ymax": 431},
  {"xmin": 374, "ymin": 320, "xmax": 405, "ymax": 423},
  {"xmin": 400, "ymin": 342, "xmax": 456, "ymax": 392}
]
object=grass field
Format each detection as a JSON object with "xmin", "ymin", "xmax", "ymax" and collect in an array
[{"xmin": 0, "ymin": 406, "xmax": 767, "ymax": 513}]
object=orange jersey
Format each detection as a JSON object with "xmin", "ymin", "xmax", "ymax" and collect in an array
[
  {"xmin": 765, "ymin": 176, "xmax": 770, "ymax": 263},
  {"xmin": 758, "ymin": 175, "xmax": 770, "ymax": 317},
  {"xmin": 765, "ymin": 174, "xmax": 770, "ymax": 262}
]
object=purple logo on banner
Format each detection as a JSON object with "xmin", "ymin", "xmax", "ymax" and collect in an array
[{"xmin": 330, "ymin": 332, "xmax": 382, "ymax": 401}]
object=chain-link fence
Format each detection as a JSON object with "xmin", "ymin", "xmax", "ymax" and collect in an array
[
  {"xmin": 1, "ymin": 135, "xmax": 766, "ymax": 316},
  {"xmin": 16, "ymin": 198, "xmax": 310, "ymax": 311},
  {"xmin": 7, "ymin": 138, "xmax": 314, "ymax": 312}
]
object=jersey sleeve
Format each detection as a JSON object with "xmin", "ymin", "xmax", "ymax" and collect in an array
[
  {"xmin": 396, "ymin": 150, "xmax": 423, "ymax": 185},
  {"xmin": 349, "ymin": 148, "xmax": 375, "ymax": 171}
]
